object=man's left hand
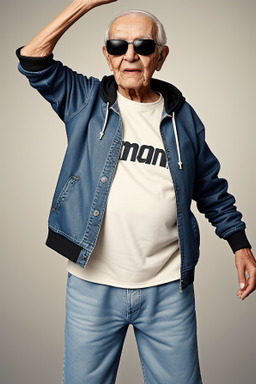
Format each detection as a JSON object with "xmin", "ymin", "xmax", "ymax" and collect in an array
[{"xmin": 235, "ymin": 248, "xmax": 256, "ymax": 300}]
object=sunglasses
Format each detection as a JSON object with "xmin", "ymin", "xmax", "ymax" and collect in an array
[{"xmin": 106, "ymin": 39, "xmax": 162, "ymax": 56}]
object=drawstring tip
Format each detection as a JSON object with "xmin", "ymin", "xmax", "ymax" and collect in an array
[
  {"xmin": 178, "ymin": 162, "xmax": 183, "ymax": 170},
  {"xmin": 100, "ymin": 102, "xmax": 110, "ymax": 140}
]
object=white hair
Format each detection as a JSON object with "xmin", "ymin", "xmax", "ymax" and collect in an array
[{"xmin": 104, "ymin": 9, "xmax": 167, "ymax": 49}]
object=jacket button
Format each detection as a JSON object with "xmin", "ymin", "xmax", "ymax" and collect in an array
[
  {"xmin": 101, "ymin": 176, "xmax": 108, "ymax": 183},
  {"xmin": 93, "ymin": 210, "xmax": 100, "ymax": 217}
]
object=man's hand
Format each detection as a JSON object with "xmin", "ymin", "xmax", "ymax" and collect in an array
[
  {"xmin": 235, "ymin": 248, "xmax": 256, "ymax": 300},
  {"xmin": 88, "ymin": 0, "xmax": 117, "ymax": 5}
]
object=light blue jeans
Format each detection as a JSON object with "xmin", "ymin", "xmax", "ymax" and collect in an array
[{"xmin": 63, "ymin": 273, "xmax": 202, "ymax": 384}]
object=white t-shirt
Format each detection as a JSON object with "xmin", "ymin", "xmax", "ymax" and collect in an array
[{"xmin": 67, "ymin": 92, "xmax": 180, "ymax": 288}]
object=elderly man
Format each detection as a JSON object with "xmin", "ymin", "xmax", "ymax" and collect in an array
[{"xmin": 17, "ymin": 0, "xmax": 256, "ymax": 383}]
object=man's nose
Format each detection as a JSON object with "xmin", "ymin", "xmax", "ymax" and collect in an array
[{"xmin": 124, "ymin": 43, "xmax": 138, "ymax": 61}]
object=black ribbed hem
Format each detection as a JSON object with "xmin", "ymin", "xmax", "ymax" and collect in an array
[
  {"xmin": 180, "ymin": 268, "xmax": 195, "ymax": 291},
  {"xmin": 46, "ymin": 228, "xmax": 83, "ymax": 263},
  {"xmin": 226, "ymin": 230, "xmax": 251, "ymax": 253},
  {"xmin": 16, "ymin": 46, "xmax": 54, "ymax": 71}
]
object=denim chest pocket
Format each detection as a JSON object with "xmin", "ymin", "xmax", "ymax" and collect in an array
[{"xmin": 52, "ymin": 176, "xmax": 79, "ymax": 213}]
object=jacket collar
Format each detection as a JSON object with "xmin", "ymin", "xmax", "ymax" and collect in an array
[{"xmin": 99, "ymin": 75, "xmax": 185, "ymax": 115}]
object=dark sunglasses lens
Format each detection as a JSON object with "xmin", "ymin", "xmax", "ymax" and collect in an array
[
  {"xmin": 134, "ymin": 39, "xmax": 156, "ymax": 55},
  {"xmin": 106, "ymin": 40, "xmax": 128, "ymax": 55}
]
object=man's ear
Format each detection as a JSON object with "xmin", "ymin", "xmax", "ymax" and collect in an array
[
  {"xmin": 102, "ymin": 45, "xmax": 113, "ymax": 71},
  {"xmin": 156, "ymin": 45, "xmax": 169, "ymax": 71}
]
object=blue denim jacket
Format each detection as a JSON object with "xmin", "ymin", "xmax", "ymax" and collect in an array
[{"xmin": 17, "ymin": 55, "xmax": 250, "ymax": 290}]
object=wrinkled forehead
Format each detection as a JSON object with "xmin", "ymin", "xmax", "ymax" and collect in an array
[{"xmin": 109, "ymin": 15, "xmax": 157, "ymax": 40}]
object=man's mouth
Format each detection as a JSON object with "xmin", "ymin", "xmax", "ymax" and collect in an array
[{"xmin": 123, "ymin": 68, "xmax": 141, "ymax": 74}]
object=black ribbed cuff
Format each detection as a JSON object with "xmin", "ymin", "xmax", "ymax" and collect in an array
[
  {"xmin": 46, "ymin": 228, "xmax": 82, "ymax": 263},
  {"xmin": 226, "ymin": 230, "xmax": 251, "ymax": 253},
  {"xmin": 16, "ymin": 46, "xmax": 54, "ymax": 71}
]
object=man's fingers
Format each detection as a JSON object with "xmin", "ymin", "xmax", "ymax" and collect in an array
[
  {"xmin": 236, "ymin": 260, "xmax": 246, "ymax": 291},
  {"xmin": 237, "ymin": 269, "xmax": 256, "ymax": 300},
  {"xmin": 239, "ymin": 281, "xmax": 256, "ymax": 300}
]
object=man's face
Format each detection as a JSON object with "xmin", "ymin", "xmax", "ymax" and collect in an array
[{"xmin": 103, "ymin": 14, "xmax": 169, "ymax": 99}]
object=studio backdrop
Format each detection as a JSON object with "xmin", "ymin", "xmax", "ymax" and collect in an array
[{"xmin": 1, "ymin": 0, "xmax": 255, "ymax": 383}]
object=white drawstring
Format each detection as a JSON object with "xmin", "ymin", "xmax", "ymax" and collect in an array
[
  {"xmin": 99, "ymin": 102, "xmax": 109, "ymax": 140},
  {"xmin": 172, "ymin": 112, "xmax": 183, "ymax": 170}
]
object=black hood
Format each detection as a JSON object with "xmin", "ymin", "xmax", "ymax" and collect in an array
[{"xmin": 99, "ymin": 75, "xmax": 185, "ymax": 115}]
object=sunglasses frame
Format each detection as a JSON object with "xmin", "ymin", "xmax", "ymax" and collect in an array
[{"xmin": 106, "ymin": 39, "xmax": 162, "ymax": 56}]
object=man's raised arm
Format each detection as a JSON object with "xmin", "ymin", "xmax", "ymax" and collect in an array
[{"xmin": 20, "ymin": 0, "xmax": 117, "ymax": 57}]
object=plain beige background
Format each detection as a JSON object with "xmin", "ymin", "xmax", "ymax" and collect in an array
[{"xmin": 1, "ymin": 0, "xmax": 255, "ymax": 383}]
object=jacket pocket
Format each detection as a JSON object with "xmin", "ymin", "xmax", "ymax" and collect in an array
[{"xmin": 52, "ymin": 176, "xmax": 79, "ymax": 213}]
